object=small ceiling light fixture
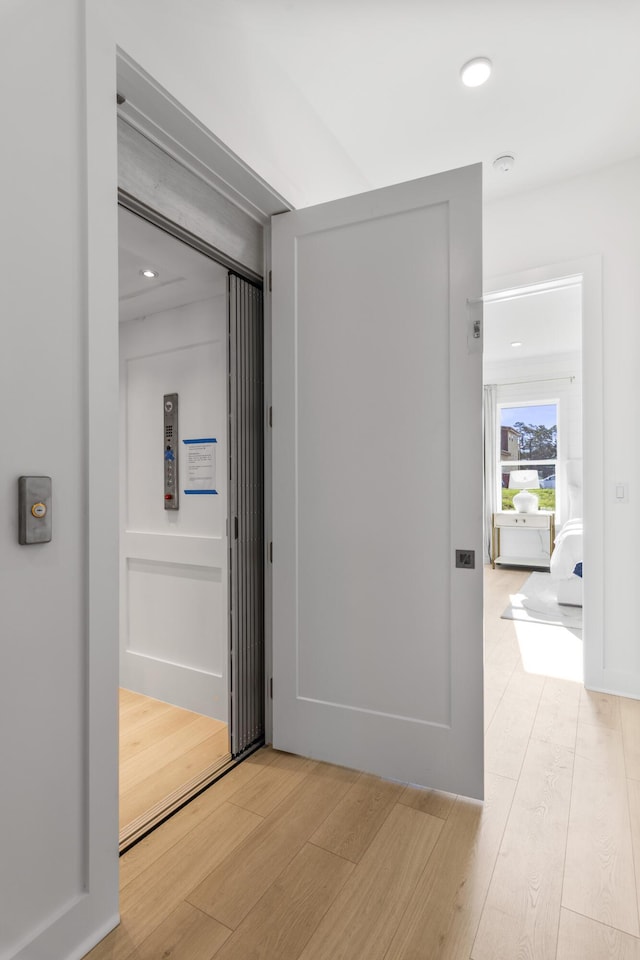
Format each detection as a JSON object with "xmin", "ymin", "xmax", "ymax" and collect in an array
[
  {"xmin": 493, "ymin": 154, "xmax": 515, "ymax": 173},
  {"xmin": 140, "ymin": 268, "xmax": 159, "ymax": 279},
  {"xmin": 511, "ymin": 341, "xmax": 523, "ymax": 348},
  {"xmin": 460, "ymin": 57, "xmax": 492, "ymax": 87}
]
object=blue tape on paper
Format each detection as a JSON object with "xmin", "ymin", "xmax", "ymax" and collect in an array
[
  {"xmin": 183, "ymin": 438, "xmax": 216, "ymax": 444},
  {"xmin": 184, "ymin": 489, "xmax": 218, "ymax": 495}
]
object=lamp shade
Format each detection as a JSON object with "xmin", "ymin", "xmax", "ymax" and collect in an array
[{"xmin": 508, "ymin": 470, "xmax": 540, "ymax": 489}]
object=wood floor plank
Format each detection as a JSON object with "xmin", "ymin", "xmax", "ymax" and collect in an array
[
  {"xmin": 213, "ymin": 843, "xmax": 354, "ymax": 960},
  {"xmin": 119, "ymin": 687, "xmax": 142, "ymax": 710},
  {"xmin": 119, "ymin": 692, "xmax": 172, "ymax": 726},
  {"xmin": 624, "ymin": 778, "xmax": 640, "ymax": 931},
  {"xmin": 86, "ymin": 902, "xmax": 232, "ymax": 960},
  {"xmin": 120, "ymin": 802, "xmax": 261, "ymax": 941},
  {"xmin": 128, "ymin": 902, "xmax": 231, "ymax": 960},
  {"xmin": 385, "ymin": 774, "xmax": 515, "ymax": 960},
  {"xmin": 622, "ymin": 697, "xmax": 640, "ymax": 780},
  {"xmin": 227, "ymin": 750, "xmax": 316, "ymax": 817},
  {"xmin": 85, "ymin": 802, "xmax": 261, "ymax": 960},
  {"xmin": 530, "ymin": 677, "xmax": 581, "ymax": 749},
  {"xmin": 296, "ymin": 803, "xmax": 443, "ymax": 960},
  {"xmin": 579, "ymin": 687, "xmax": 622, "ymax": 731},
  {"xmin": 310, "ymin": 772, "xmax": 405, "ymax": 862},
  {"xmin": 556, "ymin": 908, "xmax": 640, "ymax": 960},
  {"xmin": 484, "ymin": 658, "xmax": 516, "ymax": 732},
  {"xmin": 563, "ymin": 723, "xmax": 639, "ymax": 936},
  {"xmin": 120, "ymin": 702, "xmax": 224, "ymax": 764},
  {"xmin": 484, "ymin": 620, "xmax": 521, "ymax": 669},
  {"xmin": 485, "ymin": 669, "xmax": 545, "ymax": 780},
  {"xmin": 120, "ymin": 715, "xmax": 226, "ymax": 794},
  {"xmin": 119, "ymin": 727, "xmax": 230, "ymax": 828},
  {"xmin": 187, "ymin": 761, "xmax": 358, "ymax": 929},
  {"xmin": 119, "ymin": 758, "xmax": 265, "ymax": 888},
  {"xmin": 472, "ymin": 738, "xmax": 574, "ymax": 960},
  {"xmin": 398, "ymin": 783, "xmax": 456, "ymax": 821},
  {"xmin": 243, "ymin": 745, "xmax": 279, "ymax": 766}
]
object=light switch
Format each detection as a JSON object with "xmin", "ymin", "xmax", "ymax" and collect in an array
[
  {"xmin": 614, "ymin": 482, "xmax": 628, "ymax": 503},
  {"xmin": 18, "ymin": 476, "xmax": 52, "ymax": 544}
]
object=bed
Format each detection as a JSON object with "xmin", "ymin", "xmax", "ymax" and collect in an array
[{"xmin": 550, "ymin": 518, "xmax": 583, "ymax": 606}]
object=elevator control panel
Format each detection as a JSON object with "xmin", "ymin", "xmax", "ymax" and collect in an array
[
  {"xmin": 18, "ymin": 476, "xmax": 52, "ymax": 544},
  {"xmin": 164, "ymin": 393, "xmax": 179, "ymax": 510}
]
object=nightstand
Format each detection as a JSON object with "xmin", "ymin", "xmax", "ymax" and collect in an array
[{"xmin": 491, "ymin": 510, "xmax": 555, "ymax": 569}]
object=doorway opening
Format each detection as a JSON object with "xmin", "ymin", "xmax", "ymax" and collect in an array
[
  {"xmin": 118, "ymin": 204, "xmax": 265, "ymax": 850},
  {"xmin": 482, "ymin": 273, "xmax": 585, "ymax": 750}
]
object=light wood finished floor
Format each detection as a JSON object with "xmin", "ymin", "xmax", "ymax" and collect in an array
[
  {"xmin": 85, "ymin": 569, "xmax": 640, "ymax": 960},
  {"xmin": 119, "ymin": 690, "xmax": 229, "ymax": 841}
]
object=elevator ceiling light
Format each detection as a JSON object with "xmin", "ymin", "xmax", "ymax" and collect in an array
[
  {"xmin": 141, "ymin": 268, "xmax": 159, "ymax": 279},
  {"xmin": 460, "ymin": 57, "xmax": 492, "ymax": 87},
  {"xmin": 511, "ymin": 341, "xmax": 523, "ymax": 348}
]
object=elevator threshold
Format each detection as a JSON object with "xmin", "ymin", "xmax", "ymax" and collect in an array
[{"xmin": 119, "ymin": 688, "xmax": 230, "ymax": 852}]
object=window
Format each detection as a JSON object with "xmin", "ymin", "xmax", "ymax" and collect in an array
[{"xmin": 499, "ymin": 402, "xmax": 558, "ymax": 510}]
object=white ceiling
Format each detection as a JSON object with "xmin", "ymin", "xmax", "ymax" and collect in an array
[
  {"xmin": 225, "ymin": 0, "xmax": 640, "ymax": 202},
  {"xmin": 483, "ymin": 284, "xmax": 582, "ymax": 363},
  {"xmin": 118, "ymin": 208, "xmax": 227, "ymax": 322}
]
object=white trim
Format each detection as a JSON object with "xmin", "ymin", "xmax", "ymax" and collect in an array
[
  {"xmin": 475, "ymin": 273, "xmax": 582, "ymax": 304},
  {"xmin": 485, "ymin": 256, "xmax": 604, "ymax": 692},
  {"xmin": 116, "ymin": 49, "xmax": 292, "ymax": 224}
]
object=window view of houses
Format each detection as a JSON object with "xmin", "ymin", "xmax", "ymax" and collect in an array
[{"xmin": 499, "ymin": 403, "xmax": 557, "ymax": 510}]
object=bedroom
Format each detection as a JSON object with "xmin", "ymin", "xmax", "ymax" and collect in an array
[{"xmin": 483, "ymin": 276, "xmax": 584, "ymax": 686}]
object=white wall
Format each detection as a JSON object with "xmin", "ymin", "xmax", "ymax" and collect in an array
[
  {"xmin": 109, "ymin": 0, "xmax": 370, "ymax": 209},
  {"xmin": 0, "ymin": 2, "xmax": 119, "ymax": 957},
  {"xmin": 120, "ymin": 294, "xmax": 229, "ymax": 721},
  {"xmin": 485, "ymin": 156, "xmax": 640, "ymax": 695}
]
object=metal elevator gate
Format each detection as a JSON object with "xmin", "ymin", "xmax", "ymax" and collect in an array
[{"xmin": 228, "ymin": 273, "xmax": 265, "ymax": 756}]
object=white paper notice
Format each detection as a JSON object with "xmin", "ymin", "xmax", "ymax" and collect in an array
[{"xmin": 183, "ymin": 439, "xmax": 217, "ymax": 494}]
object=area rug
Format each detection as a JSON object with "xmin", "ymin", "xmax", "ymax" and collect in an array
[{"xmin": 501, "ymin": 571, "xmax": 583, "ymax": 629}]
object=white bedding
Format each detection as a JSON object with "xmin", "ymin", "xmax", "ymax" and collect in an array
[
  {"xmin": 550, "ymin": 519, "xmax": 583, "ymax": 579},
  {"xmin": 550, "ymin": 519, "xmax": 583, "ymax": 606}
]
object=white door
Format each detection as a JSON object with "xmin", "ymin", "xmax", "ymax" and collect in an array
[
  {"xmin": 119, "ymin": 289, "xmax": 229, "ymax": 722},
  {"xmin": 272, "ymin": 165, "xmax": 484, "ymax": 798}
]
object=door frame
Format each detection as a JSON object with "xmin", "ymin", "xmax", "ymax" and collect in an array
[
  {"xmin": 484, "ymin": 255, "xmax": 603, "ymax": 689},
  {"xmin": 113, "ymin": 49, "xmax": 291, "ymax": 753},
  {"xmin": 117, "ymin": 197, "xmax": 273, "ymax": 850}
]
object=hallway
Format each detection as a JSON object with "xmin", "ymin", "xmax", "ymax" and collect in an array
[{"xmin": 86, "ymin": 568, "xmax": 640, "ymax": 960}]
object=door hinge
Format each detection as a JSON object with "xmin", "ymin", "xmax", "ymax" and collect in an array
[
  {"xmin": 270, "ymin": 677, "xmax": 273, "ymax": 699},
  {"xmin": 268, "ymin": 270, "xmax": 272, "ymax": 293},
  {"xmin": 268, "ymin": 406, "xmax": 272, "ymax": 428},
  {"xmin": 473, "ymin": 318, "xmax": 481, "ymax": 339},
  {"xmin": 234, "ymin": 516, "xmax": 239, "ymax": 540},
  {"xmin": 269, "ymin": 541, "xmax": 273, "ymax": 563}
]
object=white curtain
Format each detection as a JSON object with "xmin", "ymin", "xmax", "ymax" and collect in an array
[{"xmin": 483, "ymin": 384, "xmax": 498, "ymax": 564}]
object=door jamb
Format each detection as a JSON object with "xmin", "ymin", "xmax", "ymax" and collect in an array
[{"xmin": 484, "ymin": 255, "xmax": 603, "ymax": 690}]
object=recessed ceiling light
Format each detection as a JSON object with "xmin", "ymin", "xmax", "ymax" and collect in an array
[
  {"xmin": 141, "ymin": 268, "xmax": 159, "ymax": 279},
  {"xmin": 460, "ymin": 57, "xmax": 492, "ymax": 88},
  {"xmin": 511, "ymin": 341, "xmax": 523, "ymax": 348}
]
